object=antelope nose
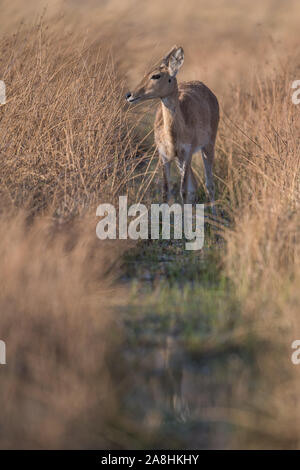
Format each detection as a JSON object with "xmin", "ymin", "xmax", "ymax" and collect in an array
[{"xmin": 126, "ymin": 92, "xmax": 132, "ymax": 100}]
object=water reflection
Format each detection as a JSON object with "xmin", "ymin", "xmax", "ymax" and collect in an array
[{"xmin": 124, "ymin": 334, "xmax": 255, "ymax": 449}]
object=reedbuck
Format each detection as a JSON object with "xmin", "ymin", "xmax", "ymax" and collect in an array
[{"xmin": 126, "ymin": 46, "xmax": 219, "ymax": 215}]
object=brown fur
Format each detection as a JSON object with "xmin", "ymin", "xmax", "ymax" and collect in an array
[{"xmin": 127, "ymin": 46, "xmax": 219, "ymax": 209}]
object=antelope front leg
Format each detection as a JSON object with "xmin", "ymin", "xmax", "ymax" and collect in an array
[
  {"xmin": 179, "ymin": 153, "xmax": 197, "ymax": 204},
  {"xmin": 161, "ymin": 156, "xmax": 171, "ymax": 203}
]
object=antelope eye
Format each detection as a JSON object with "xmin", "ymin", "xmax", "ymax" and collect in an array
[{"xmin": 151, "ymin": 74, "xmax": 161, "ymax": 80}]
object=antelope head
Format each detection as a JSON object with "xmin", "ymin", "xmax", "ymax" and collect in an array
[{"xmin": 126, "ymin": 46, "xmax": 184, "ymax": 103}]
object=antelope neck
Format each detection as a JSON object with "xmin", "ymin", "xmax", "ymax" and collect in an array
[{"xmin": 161, "ymin": 86, "xmax": 183, "ymax": 139}]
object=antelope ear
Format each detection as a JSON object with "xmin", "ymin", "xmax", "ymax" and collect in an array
[
  {"xmin": 161, "ymin": 46, "xmax": 177, "ymax": 66},
  {"xmin": 162, "ymin": 46, "xmax": 184, "ymax": 77}
]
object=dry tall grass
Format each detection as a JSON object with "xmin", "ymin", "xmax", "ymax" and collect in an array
[
  {"xmin": 1, "ymin": 0, "xmax": 300, "ymax": 449},
  {"xmin": 220, "ymin": 65, "xmax": 300, "ymax": 447},
  {"xmin": 0, "ymin": 19, "xmax": 144, "ymax": 217},
  {"xmin": 0, "ymin": 17, "xmax": 141, "ymax": 449}
]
